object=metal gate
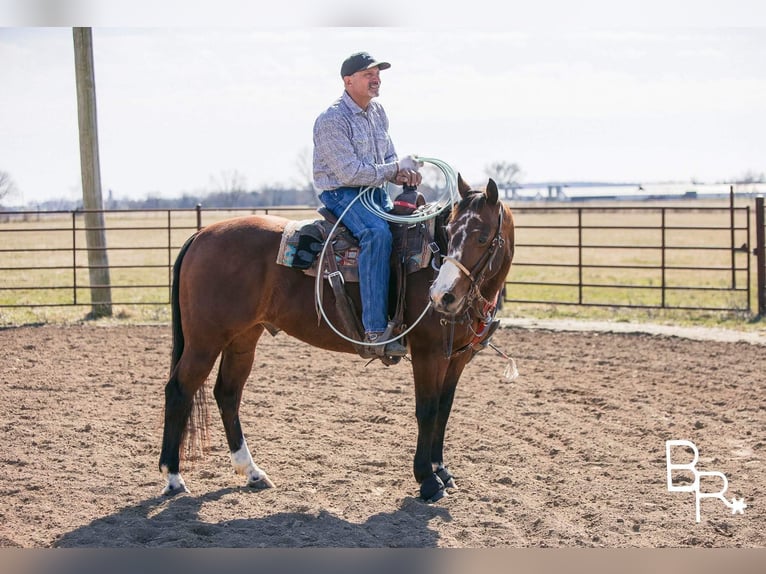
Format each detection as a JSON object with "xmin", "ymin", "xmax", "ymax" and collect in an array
[{"xmin": 504, "ymin": 194, "xmax": 758, "ymax": 314}]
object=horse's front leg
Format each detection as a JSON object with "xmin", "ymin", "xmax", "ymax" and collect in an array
[
  {"xmin": 429, "ymin": 356, "xmax": 471, "ymax": 491},
  {"xmin": 411, "ymin": 352, "xmax": 451, "ymax": 502}
]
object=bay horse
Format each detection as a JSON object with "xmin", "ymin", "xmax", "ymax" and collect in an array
[{"xmin": 159, "ymin": 174, "xmax": 515, "ymax": 502}]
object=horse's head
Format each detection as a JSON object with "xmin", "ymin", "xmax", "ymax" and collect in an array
[{"xmin": 429, "ymin": 174, "xmax": 515, "ymax": 317}]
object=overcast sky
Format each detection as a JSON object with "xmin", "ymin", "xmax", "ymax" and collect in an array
[{"xmin": 1, "ymin": 22, "xmax": 765, "ymax": 205}]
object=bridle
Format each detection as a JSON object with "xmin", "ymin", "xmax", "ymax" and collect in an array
[
  {"xmin": 442, "ymin": 202, "xmax": 506, "ymax": 313},
  {"xmin": 436, "ymin": 201, "xmax": 508, "ymax": 358}
]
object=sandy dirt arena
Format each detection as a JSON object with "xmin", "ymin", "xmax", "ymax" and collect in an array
[{"xmin": 0, "ymin": 323, "xmax": 763, "ymax": 548}]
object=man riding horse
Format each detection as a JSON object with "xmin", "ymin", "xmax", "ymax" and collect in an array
[
  {"xmin": 312, "ymin": 51, "xmax": 422, "ymax": 359},
  {"xmin": 158, "ymin": 52, "xmax": 516, "ymax": 502}
]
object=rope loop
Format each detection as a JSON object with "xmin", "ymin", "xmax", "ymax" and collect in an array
[{"xmin": 315, "ymin": 157, "xmax": 458, "ymax": 347}]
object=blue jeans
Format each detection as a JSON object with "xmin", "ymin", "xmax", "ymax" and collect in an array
[{"xmin": 319, "ymin": 187, "xmax": 392, "ymax": 333}]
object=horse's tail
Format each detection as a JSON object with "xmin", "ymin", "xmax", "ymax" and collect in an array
[
  {"xmin": 170, "ymin": 232, "xmax": 197, "ymax": 375},
  {"xmin": 169, "ymin": 232, "xmax": 210, "ymax": 462}
]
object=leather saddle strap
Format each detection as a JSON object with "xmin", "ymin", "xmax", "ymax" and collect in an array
[
  {"xmin": 391, "ymin": 225, "xmax": 409, "ymax": 328},
  {"xmin": 321, "ymin": 241, "xmax": 365, "ymax": 352}
]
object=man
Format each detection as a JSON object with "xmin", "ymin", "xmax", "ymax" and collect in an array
[{"xmin": 313, "ymin": 51, "xmax": 421, "ymax": 358}]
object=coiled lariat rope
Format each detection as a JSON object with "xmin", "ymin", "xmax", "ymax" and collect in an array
[
  {"xmin": 314, "ymin": 156, "xmax": 459, "ymax": 349},
  {"xmin": 358, "ymin": 156, "xmax": 458, "ymax": 224}
]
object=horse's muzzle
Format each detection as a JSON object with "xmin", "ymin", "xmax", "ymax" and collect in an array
[
  {"xmin": 429, "ymin": 259, "xmax": 469, "ymax": 316},
  {"xmin": 430, "ymin": 291, "xmax": 464, "ymax": 317}
]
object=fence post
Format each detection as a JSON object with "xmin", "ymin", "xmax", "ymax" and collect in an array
[
  {"xmin": 730, "ymin": 185, "xmax": 736, "ymax": 289},
  {"xmin": 72, "ymin": 212, "xmax": 77, "ymax": 305},
  {"xmin": 755, "ymin": 196, "xmax": 765, "ymax": 317},
  {"xmin": 661, "ymin": 208, "xmax": 666, "ymax": 308},
  {"xmin": 577, "ymin": 208, "xmax": 583, "ymax": 304},
  {"xmin": 167, "ymin": 210, "xmax": 173, "ymax": 303}
]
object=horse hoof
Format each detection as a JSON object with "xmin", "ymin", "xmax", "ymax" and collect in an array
[
  {"xmin": 436, "ymin": 466, "xmax": 457, "ymax": 489},
  {"xmin": 419, "ymin": 473, "xmax": 446, "ymax": 503},
  {"xmin": 161, "ymin": 482, "xmax": 190, "ymax": 496},
  {"xmin": 162, "ymin": 473, "xmax": 189, "ymax": 496},
  {"xmin": 247, "ymin": 474, "xmax": 275, "ymax": 489}
]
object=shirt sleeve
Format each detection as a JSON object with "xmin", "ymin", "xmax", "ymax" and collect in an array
[{"xmin": 313, "ymin": 110, "xmax": 399, "ymax": 188}]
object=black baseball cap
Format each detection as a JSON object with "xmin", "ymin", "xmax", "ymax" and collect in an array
[{"xmin": 340, "ymin": 52, "xmax": 391, "ymax": 77}]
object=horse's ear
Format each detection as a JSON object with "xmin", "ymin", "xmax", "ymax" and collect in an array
[
  {"xmin": 486, "ymin": 178, "xmax": 499, "ymax": 205},
  {"xmin": 457, "ymin": 173, "xmax": 471, "ymax": 198}
]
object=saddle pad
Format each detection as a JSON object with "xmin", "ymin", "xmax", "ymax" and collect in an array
[
  {"xmin": 276, "ymin": 217, "xmax": 435, "ymax": 283},
  {"xmin": 275, "ymin": 219, "xmax": 313, "ymax": 268},
  {"xmin": 276, "ymin": 219, "xmax": 361, "ymax": 282}
]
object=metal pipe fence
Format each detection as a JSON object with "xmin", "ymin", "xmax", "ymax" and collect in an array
[
  {"xmin": 505, "ymin": 202, "xmax": 754, "ymax": 313},
  {"xmin": 0, "ymin": 200, "xmax": 763, "ymax": 315},
  {"xmin": 0, "ymin": 205, "xmax": 308, "ymax": 309}
]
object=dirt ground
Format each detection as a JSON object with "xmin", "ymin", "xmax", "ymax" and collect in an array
[{"xmin": 0, "ymin": 322, "xmax": 763, "ymax": 548}]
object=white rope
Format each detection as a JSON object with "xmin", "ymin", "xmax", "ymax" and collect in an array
[
  {"xmin": 314, "ymin": 156, "xmax": 458, "ymax": 348},
  {"xmin": 358, "ymin": 155, "xmax": 459, "ymax": 223}
]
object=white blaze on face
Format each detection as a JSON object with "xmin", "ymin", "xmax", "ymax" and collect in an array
[
  {"xmin": 430, "ymin": 259, "xmax": 464, "ymax": 305},
  {"xmin": 430, "ymin": 211, "xmax": 479, "ymax": 307}
]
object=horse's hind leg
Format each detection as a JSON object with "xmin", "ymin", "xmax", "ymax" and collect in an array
[
  {"xmin": 214, "ymin": 326, "xmax": 274, "ymax": 489},
  {"xmin": 159, "ymin": 346, "xmax": 219, "ymax": 495}
]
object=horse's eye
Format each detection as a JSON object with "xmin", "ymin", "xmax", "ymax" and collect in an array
[{"xmin": 478, "ymin": 234, "xmax": 489, "ymax": 245}]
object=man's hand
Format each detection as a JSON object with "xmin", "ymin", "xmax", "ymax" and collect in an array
[{"xmin": 396, "ymin": 155, "xmax": 423, "ymax": 187}]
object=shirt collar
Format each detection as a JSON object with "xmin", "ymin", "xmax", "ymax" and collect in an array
[{"xmin": 342, "ymin": 91, "xmax": 366, "ymax": 114}]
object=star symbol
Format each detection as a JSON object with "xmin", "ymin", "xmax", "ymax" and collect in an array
[{"xmin": 730, "ymin": 497, "xmax": 747, "ymax": 515}]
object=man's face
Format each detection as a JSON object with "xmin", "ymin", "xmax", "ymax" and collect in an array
[{"xmin": 345, "ymin": 66, "xmax": 381, "ymax": 104}]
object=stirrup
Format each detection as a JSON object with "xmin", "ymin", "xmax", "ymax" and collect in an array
[
  {"xmin": 382, "ymin": 339, "xmax": 408, "ymax": 357},
  {"xmin": 362, "ymin": 324, "xmax": 407, "ymax": 359},
  {"xmin": 379, "ymin": 322, "xmax": 408, "ymax": 357}
]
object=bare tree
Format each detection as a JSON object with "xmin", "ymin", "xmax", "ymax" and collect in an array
[
  {"xmin": 737, "ymin": 169, "xmax": 765, "ymax": 184},
  {"xmin": 484, "ymin": 160, "xmax": 522, "ymax": 187},
  {"xmin": 292, "ymin": 146, "xmax": 314, "ymax": 191},
  {"xmin": 210, "ymin": 169, "xmax": 248, "ymax": 193},
  {"xmin": 291, "ymin": 147, "xmax": 320, "ymax": 205},
  {"xmin": 208, "ymin": 169, "xmax": 249, "ymax": 206},
  {"xmin": 0, "ymin": 170, "xmax": 19, "ymax": 204}
]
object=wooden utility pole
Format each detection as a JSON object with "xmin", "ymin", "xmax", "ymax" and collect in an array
[{"xmin": 73, "ymin": 27, "xmax": 112, "ymax": 317}]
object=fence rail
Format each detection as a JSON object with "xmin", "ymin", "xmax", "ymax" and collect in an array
[
  {"xmin": 1, "ymin": 198, "xmax": 764, "ymax": 316},
  {"xmin": 506, "ymin": 202, "xmax": 754, "ymax": 313}
]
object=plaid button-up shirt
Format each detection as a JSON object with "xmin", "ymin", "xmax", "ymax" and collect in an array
[{"xmin": 312, "ymin": 91, "xmax": 399, "ymax": 191}]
